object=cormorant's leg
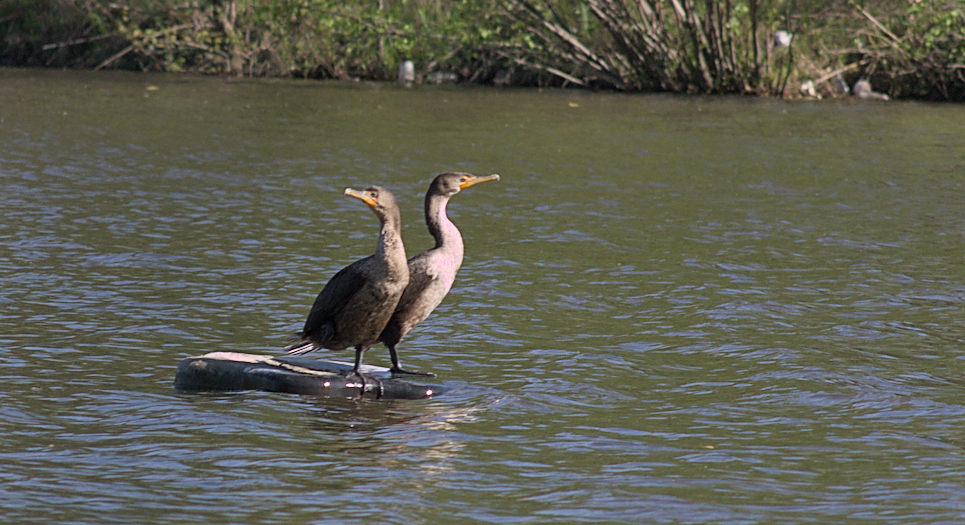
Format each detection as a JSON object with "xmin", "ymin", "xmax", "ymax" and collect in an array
[
  {"xmin": 351, "ymin": 345, "xmax": 367, "ymax": 391},
  {"xmin": 389, "ymin": 345, "xmax": 436, "ymax": 377}
]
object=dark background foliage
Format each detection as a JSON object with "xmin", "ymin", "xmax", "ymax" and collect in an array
[{"xmin": 2, "ymin": 0, "xmax": 963, "ymax": 100}]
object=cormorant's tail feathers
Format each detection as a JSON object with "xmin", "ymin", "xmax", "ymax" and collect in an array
[{"xmin": 284, "ymin": 339, "xmax": 317, "ymax": 356}]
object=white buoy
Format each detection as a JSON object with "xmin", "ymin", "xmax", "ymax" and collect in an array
[{"xmin": 398, "ymin": 60, "xmax": 415, "ymax": 85}]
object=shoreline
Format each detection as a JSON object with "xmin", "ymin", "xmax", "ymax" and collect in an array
[{"xmin": 0, "ymin": 64, "xmax": 904, "ymax": 104}]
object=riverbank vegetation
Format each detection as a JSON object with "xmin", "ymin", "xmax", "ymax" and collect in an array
[{"xmin": 2, "ymin": 0, "xmax": 964, "ymax": 100}]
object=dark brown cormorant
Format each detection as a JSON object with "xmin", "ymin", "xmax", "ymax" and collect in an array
[
  {"xmin": 286, "ymin": 186, "xmax": 410, "ymax": 377},
  {"xmin": 380, "ymin": 172, "xmax": 500, "ymax": 376}
]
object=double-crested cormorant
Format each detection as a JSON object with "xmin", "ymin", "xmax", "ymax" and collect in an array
[
  {"xmin": 286, "ymin": 186, "xmax": 409, "ymax": 377},
  {"xmin": 380, "ymin": 172, "xmax": 500, "ymax": 376}
]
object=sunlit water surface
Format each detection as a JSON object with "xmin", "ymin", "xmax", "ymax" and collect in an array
[{"xmin": 2, "ymin": 68, "xmax": 965, "ymax": 523}]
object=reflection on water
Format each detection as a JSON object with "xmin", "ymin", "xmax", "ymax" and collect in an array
[{"xmin": 2, "ymin": 68, "xmax": 965, "ymax": 523}]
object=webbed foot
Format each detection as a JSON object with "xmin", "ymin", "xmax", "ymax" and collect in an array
[{"xmin": 346, "ymin": 370, "xmax": 367, "ymax": 390}]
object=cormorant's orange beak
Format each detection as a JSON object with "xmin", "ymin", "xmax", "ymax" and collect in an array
[
  {"xmin": 459, "ymin": 173, "xmax": 500, "ymax": 189},
  {"xmin": 344, "ymin": 188, "xmax": 378, "ymax": 207}
]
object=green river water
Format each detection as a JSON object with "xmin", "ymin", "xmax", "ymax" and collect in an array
[{"xmin": 2, "ymin": 67, "xmax": 965, "ymax": 523}]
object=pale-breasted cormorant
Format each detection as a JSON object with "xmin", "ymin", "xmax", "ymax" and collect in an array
[{"xmin": 380, "ymin": 172, "xmax": 500, "ymax": 376}]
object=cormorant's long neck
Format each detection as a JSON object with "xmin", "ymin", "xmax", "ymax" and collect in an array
[
  {"xmin": 375, "ymin": 208, "xmax": 408, "ymax": 277},
  {"xmin": 425, "ymin": 193, "xmax": 464, "ymax": 259}
]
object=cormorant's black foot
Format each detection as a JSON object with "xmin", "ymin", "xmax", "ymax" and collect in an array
[
  {"xmin": 346, "ymin": 370, "xmax": 366, "ymax": 390},
  {"xmin": 390, "ymin": 366, "xmax": 437, "ymax": 378},
  {"xmin": 346, "ymin": 370, "xmax": 386, "ymax": 398}
]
